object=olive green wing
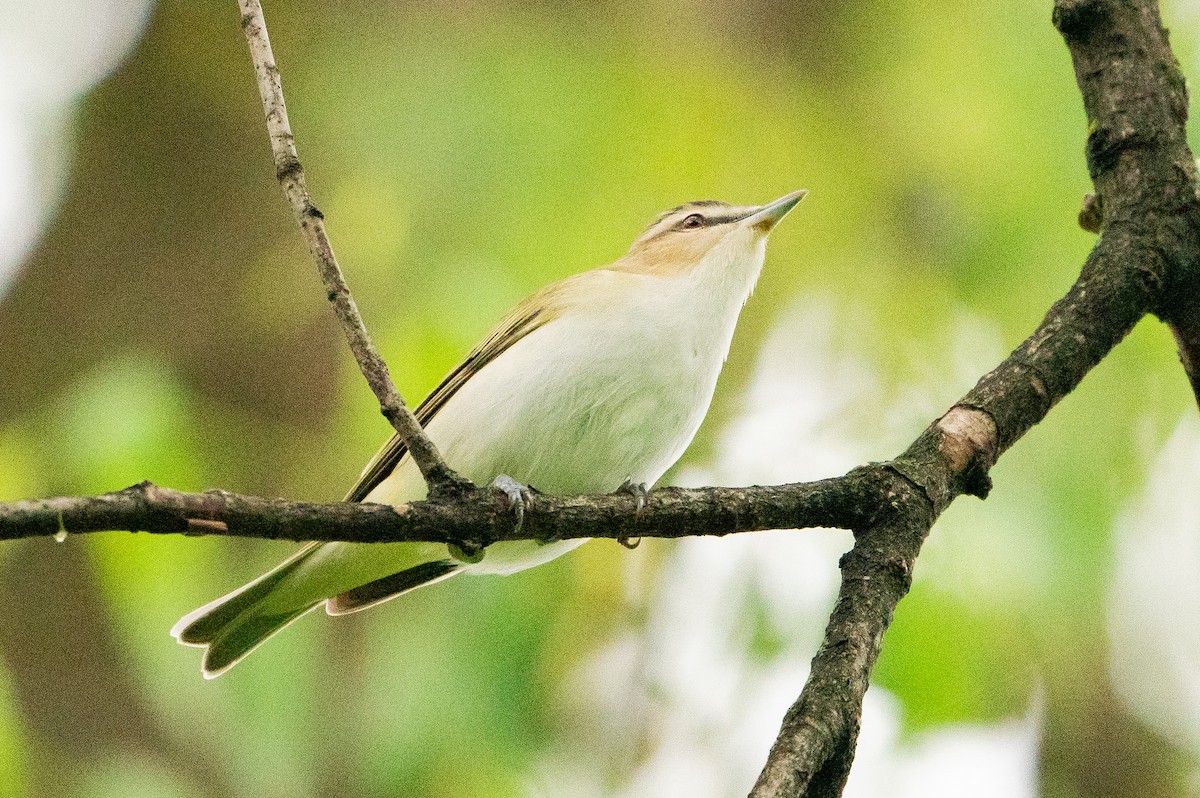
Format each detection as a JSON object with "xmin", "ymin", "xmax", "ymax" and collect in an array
[{"xmin": 343, "ymin": 283, "xmax": 570, "ymax": 503}]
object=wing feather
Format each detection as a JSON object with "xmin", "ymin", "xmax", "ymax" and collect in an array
[{"xmin": 343, "ymin": 281, "xmax": 574, "ymax": 502}]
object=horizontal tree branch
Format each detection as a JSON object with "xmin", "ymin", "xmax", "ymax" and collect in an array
[{"xmin": 0, "ymin": 473, "xmax": 883, "ymax": 546}]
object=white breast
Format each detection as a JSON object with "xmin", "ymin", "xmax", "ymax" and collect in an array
[{"xmin": 427, "ymin": 273, "xmax": 724, "ymax": 495}]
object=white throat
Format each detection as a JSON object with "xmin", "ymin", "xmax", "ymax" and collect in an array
[{"xmin": 676, "ymin": 226, "xmax": 769, "ymax": 354}]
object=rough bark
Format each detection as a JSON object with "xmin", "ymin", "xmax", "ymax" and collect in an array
[
  {"xmin": 0, "ymin": 476, "xmax": 876, "ymax": 546},
  {"xmin": 752, "ymin": 0, "xmax": 1200, "ymax": 793}
]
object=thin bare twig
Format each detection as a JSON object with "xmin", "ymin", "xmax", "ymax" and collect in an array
[{"xmin": 236, "ymin": 0, "xmax": 470, "ymax": 497}]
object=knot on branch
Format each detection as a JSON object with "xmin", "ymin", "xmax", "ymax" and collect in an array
[
  {"xmin": 886, "ymin": 405, "xmax": 997, "ymax": 518},
  {"xmin": 936, "ymin": 406, "xmax": 998, "ymax": 499},
  {"xmin": 1086, "ymin": 123, "xmax": 1160, "ymax": 179},
  {"xmin": 1053, "ymin": 0, "xmax": 1107, "ymax": 39},
  {"xmin": 1079, "ymin": 192, "xmax": 1102, "ymax": 233}
]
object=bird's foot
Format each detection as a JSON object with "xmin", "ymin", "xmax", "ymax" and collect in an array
[
  {"xmin": 615, "ymin": 478, "xmax": 649, "ymax": 511},
  {"xmin": 492, "ymin": 474, "xmax": 536, "ymax": 536},
  {"xmin": 614, "ymin": 478, "xmax": 648, "ymax": 549}
]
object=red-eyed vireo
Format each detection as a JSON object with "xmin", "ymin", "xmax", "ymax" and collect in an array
[{"xmin": 173, "ymin": 190, "xmax": 806, "ymax": 677}]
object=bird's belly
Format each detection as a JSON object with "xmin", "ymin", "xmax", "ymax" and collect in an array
[
  {"xmin": 364, "ymin": 310, "xmax": 722, "ymax": 576},
  {"xmin": 430, "ymin": 318, "xmax": 712, "ymax": 496}
]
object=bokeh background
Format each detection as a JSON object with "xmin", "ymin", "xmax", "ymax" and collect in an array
[{"xmin": 2, "ymin": 0, "xmax": 1200, "ymax": 795}]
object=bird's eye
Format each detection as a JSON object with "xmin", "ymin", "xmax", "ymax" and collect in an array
[{"xmin": 681, "ymin": 214, "xmax": 704, "ymax": 229}]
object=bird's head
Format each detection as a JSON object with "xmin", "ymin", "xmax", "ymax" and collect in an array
[{"xmin": 616, "ymin": 190, "xmax": 806, "ymax": 278}]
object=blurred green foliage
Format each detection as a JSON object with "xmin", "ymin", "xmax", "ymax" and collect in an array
[{"xmin": 1, "ymin": 0, "xmax": 1199, "ymax": 795}]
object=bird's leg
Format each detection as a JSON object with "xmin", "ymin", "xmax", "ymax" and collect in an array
[
  {"xmin": 491, "ymin": 474, "xmax": 536, "ymax": 536},
  {"xmin": 614, "ymin": 478, "xmax": 648, "ymax": 549}
]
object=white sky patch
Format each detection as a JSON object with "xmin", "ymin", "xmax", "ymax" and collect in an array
[
  {"xmin": 680, "ymin": 293, "xmax": 1047, "ymax": 607},
  {"xmin": 846, "ymin": 690, "xmax": 1042, "ymax": 798},
  {"xmin": 1109, "ymin": 414, "xmax": 1200, "ymax": 761},
  {"xmin": 0, "ymin": 0, "xmax": 155, "ymax": 298},
  {"xmin": 676, "ymin": 295, "xmax": 880, "ymax": 488},
  {"xmin": 534, "ymin": 295, "xmax": 1041, "ymax": 795}
]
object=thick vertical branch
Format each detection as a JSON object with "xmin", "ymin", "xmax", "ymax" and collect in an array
[
  {"xmin": 1054, "ymin": 0, "xmax": 1200, "ymax": 408},
  {"xmin": 750, "ymin": 1, "xmax": 1200, "ymax": 795},
  {"xmin": 236, "ymin": 0, "xmax": 470, "ymax": 497}
]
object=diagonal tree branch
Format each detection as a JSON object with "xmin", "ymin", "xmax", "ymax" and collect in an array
[
  {"xmin": 237, "ymin": 0, "xmax": 470, "ymax": 498},
  {"xmin": 750, "ymin": 0, "xmax": 1200, "ymax": 794}
]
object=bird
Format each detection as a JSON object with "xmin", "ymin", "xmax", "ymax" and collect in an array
[{"xmin": 173, "ymin": 190, "xmax": 806, "ymax": 677}]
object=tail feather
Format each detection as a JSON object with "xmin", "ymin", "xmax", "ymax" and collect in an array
[
  {"xmin": 171, "ymin": 542, "xmax": 319, "ymax": 646},
  {"xmin": 174, "ymin": 541, "xmax": 462, "ymax": 677},
  {"xmin": 200, "ymin": 604, "xmax": 320, "ymax": 679},
  {"xmin": 326, "ymin": 560, "xmax": 461, "ymax": 616}
]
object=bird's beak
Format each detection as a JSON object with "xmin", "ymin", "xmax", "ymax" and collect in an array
[{"xmin": 743, "ymin": 190, "xmax": 808, "ymax": 233}]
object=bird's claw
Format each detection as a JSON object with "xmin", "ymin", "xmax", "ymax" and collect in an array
[
  {"xmin": 616, "ymin": 478, "xmax": 649, "ymax": 512},
  {"xmin": 492, "ymin": 474, "xmax": 535, "ymax": 535},
  {"xmin": 615, "ymin": 478, "xmax": 648, "ymax": 549}
]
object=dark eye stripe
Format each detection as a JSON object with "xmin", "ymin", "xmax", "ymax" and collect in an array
[
  {"xmin": 634, "ymin": 202, "xmax": 749, "ymax": 247},
  {"xmin": 674, "ymin": 211, "xmax": 747, "ymax": 231}
]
